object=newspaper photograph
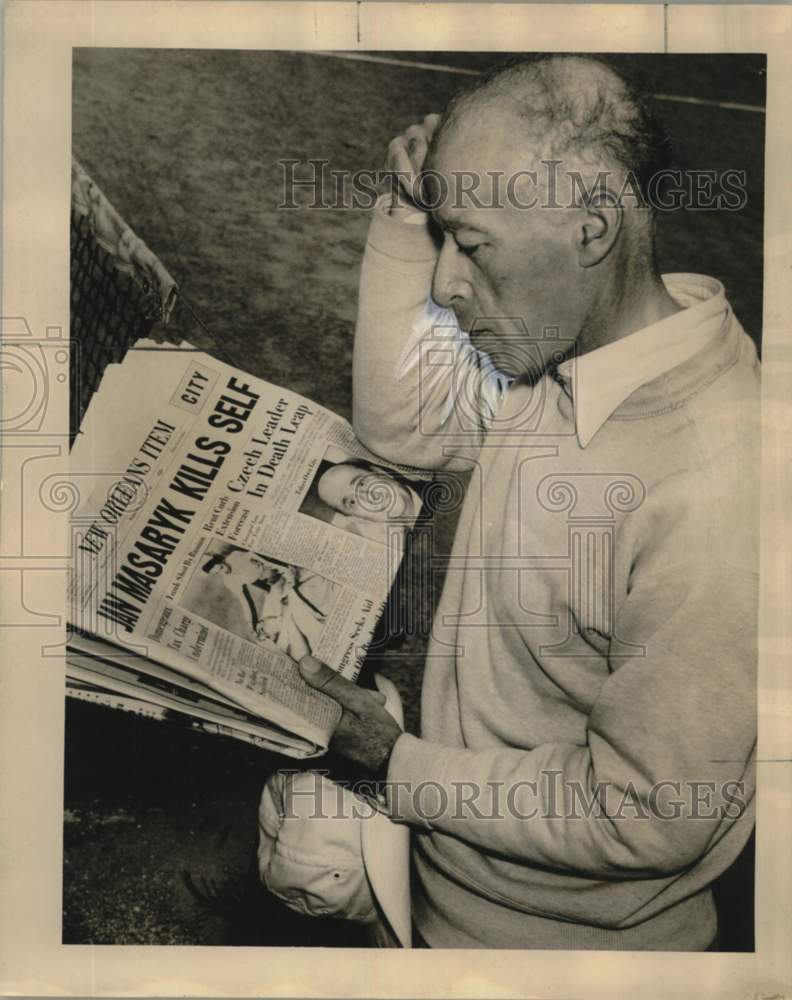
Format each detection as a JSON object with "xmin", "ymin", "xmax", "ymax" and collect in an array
[{"xmin": 68, "ymin": 346, "xmax": 427, "ymax": 754}]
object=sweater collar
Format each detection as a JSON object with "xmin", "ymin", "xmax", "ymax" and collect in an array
[{"xmin": 555, "ymin": 274, "xmax": 732, "ymax": 448}]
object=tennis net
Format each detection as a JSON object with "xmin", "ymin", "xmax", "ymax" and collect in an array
[{"xmin": 70, "ymin": 158, "xmax": 178, "ymax": 443}]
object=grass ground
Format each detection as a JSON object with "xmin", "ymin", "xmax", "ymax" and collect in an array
[{"xmin": 65, "ymin": 49, "xmax": 764, "ymax": 947}]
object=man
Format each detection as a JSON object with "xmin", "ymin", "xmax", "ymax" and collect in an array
[
  {"xmin": 203, "ymin": 548, "xmax": 283, "ymax": 641},
  {"xmin": 204, "ymin": 549, "xmax": 336, "ymax": 659},
  {"xmin": 299, "ymin": 56, "xmax": 759, "ymax": 950}
]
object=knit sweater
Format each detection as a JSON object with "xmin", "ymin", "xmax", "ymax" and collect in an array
[{"xmin": 353, "ymin": 202, "xmax": 759, "ymax": 950}]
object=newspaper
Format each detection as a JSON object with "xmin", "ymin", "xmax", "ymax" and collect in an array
[{"xmin": 68, "ymin": 347, "xmax": 427, "ymax": 757}]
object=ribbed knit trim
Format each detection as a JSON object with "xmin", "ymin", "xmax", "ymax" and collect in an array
[{"xmin": 413, "ymin": 846, "xmax": 718, "ymax": 950}]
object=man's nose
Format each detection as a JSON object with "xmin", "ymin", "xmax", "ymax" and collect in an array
[{"xmin": 431, "ymin": 237, "xmax": 471, "ymax": 313}]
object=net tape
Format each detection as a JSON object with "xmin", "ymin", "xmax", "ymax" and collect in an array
[{"xmin": 70, "ymin": 158, "xmax": 178, "ymax": 442}]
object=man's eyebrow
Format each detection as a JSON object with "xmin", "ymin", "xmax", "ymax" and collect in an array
[
  {"xmin": 431, "ymin": 213, "xmax": 490, "ymax": 237},
  {"xmin": 455, "ymin": 225, "xmax": 491, "ymax": 239}
]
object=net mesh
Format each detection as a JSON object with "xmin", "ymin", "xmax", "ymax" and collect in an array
[{"xmin": 70, "ymin": 159, "xmax": 178, "ymax": 443}]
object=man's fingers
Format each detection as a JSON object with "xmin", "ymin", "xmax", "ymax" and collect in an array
[
  {"xmin": 404, "ymin": 124, "xmax": 429, "ymax": 171},
  {"xmin": 423, "ymin": 112, "xmax": 441, "ymax": 134},
  {"xmin": 386, "ymin": 125, "xmax": 439, "ymax": 208},
  {"xmin": 299, "ymin": 656, "xmax": 373, "ymax": 714},
  {"xmin": 299, "ymin": 655, "xmax": 349, "ymax": 698},
  {"xmin": 386, "ymin": 137, "xmax": 418, "ymax": 198},
  {"xmin": 386, "ymin": 136, "xmax": 413, "ymax": 175}
]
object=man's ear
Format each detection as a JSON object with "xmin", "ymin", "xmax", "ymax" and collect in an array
[{"xmin": 576, "ymin": 187, "xmax": 623, "ymax": 267}]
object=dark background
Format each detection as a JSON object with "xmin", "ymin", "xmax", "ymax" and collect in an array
[{"xmin": 65, "ymin": 49, "xmax": 764, "ymax": 947}]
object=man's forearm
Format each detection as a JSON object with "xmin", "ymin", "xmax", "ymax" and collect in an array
[
  {"xmin": 384, "ymin": 729, "xmax": 754, "ymax": 881},
  {"xmin": 353, "ymin": 199, "xmax": 508, "ymax": 469},
  {"xmin": 352, "ymin": 199, "xmax": 441, "ymax": 466}
]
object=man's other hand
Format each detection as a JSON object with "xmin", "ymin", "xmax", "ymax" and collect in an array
[
  {"xmin": 385, "ymin": 113, "xmax": 441, "ymax": 214},
  {"xmin": 299, "ymin": 656, "xmax": 403, "ymax": 775}
]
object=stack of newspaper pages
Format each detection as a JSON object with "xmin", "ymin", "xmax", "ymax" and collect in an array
[{"xmin": 67, "ymin": 345, "xmax": 427, "ymax": 758}]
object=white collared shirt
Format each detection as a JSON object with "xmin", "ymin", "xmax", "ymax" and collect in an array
[{"xmin": 556, "ymin": 274, "xmax": 730, "ymax": 448}]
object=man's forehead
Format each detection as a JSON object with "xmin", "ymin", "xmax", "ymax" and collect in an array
[
  {"xmin": 423, "ymin": 166, "xmax": 530, "ymax": 234},
  {"xmin": 424, "ymin": 114, "xmax": 544, "ymax": 221},
  {"xmin": 428, "ymin": 104, "xmax": 536, "ymax": 166}
]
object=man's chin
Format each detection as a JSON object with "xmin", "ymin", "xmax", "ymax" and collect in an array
[
  {"xmin": 484, "ymin": 352, "xmax": 533, "ymax": 380},
  {"xmin": 485, "ymin": 340, "xmax": 567, "ymax": 381},
  {"xmin": 468, "ymin": 331, "xmax": 537, "ymax": 372}
]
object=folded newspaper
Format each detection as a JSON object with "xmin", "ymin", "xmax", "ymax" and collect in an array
[{"xmin": 68, "ymin": 346, "xmax": 428, "ymax": 758}]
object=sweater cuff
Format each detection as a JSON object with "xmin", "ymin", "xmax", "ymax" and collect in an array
[
  {"xmin": 385, "ymin": 732, "xmax": 455, "ymax": 828},
  {"xmin": 367, "ymin": 195, "xmax": 438, "ymax": 264}
]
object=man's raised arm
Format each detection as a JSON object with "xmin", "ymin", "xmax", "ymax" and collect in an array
[{"xmin": 352, "ymin": 117, "xmax": 510, "ymax": 470}]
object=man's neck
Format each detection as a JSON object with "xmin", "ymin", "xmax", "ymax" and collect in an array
[{"xmin": 575, "ymin": 265, "xmax": 682, "ymax": 359}]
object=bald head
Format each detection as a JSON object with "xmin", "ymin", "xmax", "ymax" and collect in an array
[{"xmin": 427, "ymin": 56, "xmax": 669, "ymax": 207}]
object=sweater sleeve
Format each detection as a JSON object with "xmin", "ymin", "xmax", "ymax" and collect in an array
[
  {"xmin": 385, "ymin": 559, "xmax": 757, "ymax": 877},
  {"xmin": 352, "ymin": 198, "xmax": 511, "ymax": 471}
]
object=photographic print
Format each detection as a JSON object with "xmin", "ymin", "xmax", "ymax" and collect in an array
[
  {"xmin": 62, "ymin": 44, "xmax": 764, "ymax": 951},
  {"xmin": 182, "ymin": 540, "xmax": 339, "ymax": 660},
  {"xmin": 2, "ymin": 5, "xmax": 790, "ymax": 999},
  {"xmin": 298, "ymin": 444, "xmax": 425, "ymax": 544}
]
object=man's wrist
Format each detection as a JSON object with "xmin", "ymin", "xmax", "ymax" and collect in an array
[
  {"xmin": 368, "ymin": 194, "xmax": 436, "ymax": 262},
  {"xmin": 389, "ymin": 192, "xmax": 416, "ymax": 217},
  {"xmin": 379, "ymin": 188, "xmax": 427, "ymax": 223},
  {"xmin": 390, "ymin": 202, "xmax": 427, "ymax": 225},
  {"xmin": 372, "ymin": 732, "xmax": 400, "ymax": 783}
]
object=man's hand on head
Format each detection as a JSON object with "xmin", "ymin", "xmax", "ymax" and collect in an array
[
  {"xmin": 299, "ymin": 656, "xmax": 403, "ymax": 776},
  {"xmin": 385, "ymin": 113, "xmax": 441, "ymax": 216}
]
